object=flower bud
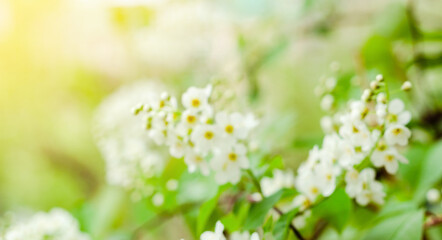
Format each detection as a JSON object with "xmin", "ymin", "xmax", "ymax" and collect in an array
[
  {"xmin": 427, "ymin": 188, "xmax": 441, "ymax": 204},
  {"xmin": 370, "ymin": 81, "xmax": 379, "ymax": 90},
  {"xmin": 376, "ymin": 93, "xmax": 387, "ymax": 104},
  {"xmin": 361, "ymin": 89, "xmax": 372, "ymax": 102},
  {"xmin": 401, "ymin": 81, "xmax": 412, "ymax": 91},
  {"xmin": 375, "ymin": 74, "xmax": 384, "ymax": 82}
]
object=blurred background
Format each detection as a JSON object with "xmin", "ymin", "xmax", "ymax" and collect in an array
[{"xmin": 0, "ymin": 0, "xmax": 441, "ymax": 239}]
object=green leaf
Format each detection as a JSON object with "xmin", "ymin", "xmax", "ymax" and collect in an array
[
  {"xmin": 363, "ymin": 209, "xmax": 424, "ymax": 240},
  {"xmin": 196, "ymin": 194, "xmax": 219, "ymax": 235},
  {"xmin": 414, "ymin": 141, "xmax": 442, "ymax": 202},
  {"xmin": 313, "ymin": 188, "xmax": 351, "ymax": 232},
  {"xmin": 243, "ymin": 190, "xmax": 284, "ymax": 230},
  {"xmin": 372, "ymin": 201, "xmax": 417, "ymax": 223},
  {"xmin": 272, "ymin": 208, "xmax": 298, "ymax": 240},
  {"xmin": 398, "ymin": 144, "xmax": 429, "ymax": 190},
  {"xmin": 220, "ymin": 203, "xmax": 250, "ymax": 232}
]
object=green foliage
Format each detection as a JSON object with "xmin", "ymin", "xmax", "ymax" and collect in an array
[
  {"xmin": 374, "ymin": 3, "xmax": 411, "ymax": 41},
  {"xmin": 272, "ymin": 208, "xmax": 298, "ymax": 240},
  {"xmin": 220, "ymin": 203, "xmax": 250, "ymax": 232},
  {"xmin": 363, "ymin": 208, "xmax": 424, "ymax": 240},
  {"xmin": 243, "ymin": 190, "xmax": 285, "ymax": 230},
  {"xmin": 196, "ymin": 194, "xmax": 219, "ymax": 235},
  {"xmin": 312, "ymin": 188, "xmax": 351, "ymax": 232},
  {"xmin": 413, "ymin": 141, "xmax": 442, "ymax": 202},
  {"xmin": 398, "ymin": 144, "xmax": 429, "ymax": 191}
]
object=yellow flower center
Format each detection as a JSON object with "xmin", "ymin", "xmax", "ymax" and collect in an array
[
  {"xmin": 228, "ymin": 153, "xmax": 237, "ymax": 161},
  {"xmin": 326, "ymin": 174, "xmax": 332, "ymax": 181},
  {"xmin": 159, "ymin": 100, "xmax": 165, "ymax": 108},
  {"xmin": 352, "ymin": 125, "xmax": 359, "ymax": 133},
  {"xmin": 362, "ymin": 182, "xmax": 369, "ymax": 190},
  {"xmin": 191, "ymin": 98, "xmax": 200, "ymax": 107},
  {"xmin": 225, "ymin": 125, "xmax": 234, "ymax": 134},
  {"xmin": 311, "ymin": 186, "xmax": 319, "ymax": 195},
  {"xmin": 204, "ymin": 131, "xmax": 214, "ymax": 140},
  {"xmin": 186, "ymin": 115, "xmax": 196, "ymax": 124},
  {"xmin": 385, "ymin": 154, "xmax": 394, "ymax": 162},
  {"xmin": 393, "ymin": 128, "xmax": 402, "ymax": 135}
]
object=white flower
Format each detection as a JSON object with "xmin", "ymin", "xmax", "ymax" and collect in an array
[
  {"xmin": 216, "ymin": 111, "xmax": 248, "ymax": 140},
  {"xmin": 355, "ymin": 168, "xmax": 385, "ymax": 206},
  {"xmin": 386, "ymin": 99, "xmax": 411, "ymax": 126},
  {"xmin": 3, "ymin": 208, "xmax": 90, "ymax": 240},
  {"xmin": 426, "ymin": 188, "xmax": 441, "ymax": 204},
  {"xmin": 320, "ymin": 116, "xmax": 335, "ymax": 134},
  {"xmin": 210, "ymin": 143, "xmax": 249, "ymax": 184},
  {"xmin": 324, "ymin": 77, "xmax": 337, "ymax": 91},
  {"xmin": 181, "ymin": 109, "xmax": 201, "ymax": 129},
  {"xmin": 182, "ymin": 85, "xmax": 212, "ymax": 112},
  {"xmin": 292, "ymin": 210, "xmax": 311, "ymax": 229},
  {"xmin": 314, "ymin": 162, "xmax": 337, "ymax": 197},
  {"xmin": 384, "ymin": 124, "xmax": 411, "ymax": 146},
  {"xmin": 94, "ymin": 81, "xmax": 166, "ymax": 191},
  {"xmin": 292, "ymin": 195, "xmax": 312, "ymax": 212},
  {"xmin": 345, "ymin": 168, "xmax": 385, "ymax": 206},
  {"xmin": 200, "ymin": 221, "xmax": 226, "ymax": 240},
  {"xmin": 167, "ymin": 132, "xmax": 188, "ymax": 158},
  {"xmin": 191, "ymin": 124, "xmax": 221, "ymax": 155},
  {"xmin": 344, "ymin": 168, "xmax": 360, "ymax": 198},
  {"xmin": 152, "ymin": 193, "xmax": 164, "ymax": 206},
  {"xmin": 231, "ymin": 232, "xmax": 260, "ymax": 240},
  {"xmin": 166, "ymin": 179, "xmax": 179, "ymax": 191},
  {"xmin": 296, "ymin": 173, "xmax": 323, "ymax": 201},
  {"xmin": 260, "ymin": 169, "xmax": 295, "ymax": 197},
  {"xmin": 184, "ymin": 150, "xmax": 210, "ymax": 176},
  {"xmin": 320, "ymin": 94, "xmax": 334, "ymax": 111},
  {"xmin": 371, "ymin": 142, "xmax": 408, "ymax": 174},
  {"xmin": 339, "ymin": 118, "xmax": 373, "ymax": 149}
]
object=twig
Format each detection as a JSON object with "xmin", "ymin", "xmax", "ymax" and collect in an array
[{"xmin": 425, "ymin": 214, "xmax": 442, "ymax": 229}]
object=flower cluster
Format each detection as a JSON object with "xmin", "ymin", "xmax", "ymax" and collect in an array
[
  {"xmin": 294, "ymin": 75, "xmax": 412, "ymax": 208},
  {"xmin": 94, "ymin": 81, "xmax": 167, "ymax": 200},
  {"xmin": 198, "ymin": 221, "xmax": 259, "ymax": 240},
  {"xmin": 1, "ymin": 208, "xmax": 90, "ymax": 240},
  {"xmin": 137, "ymin": 85, "xmax": 258, "ymax": 185},
  {"xmin": 260, "ymin": 169, "xmax": 295, "ymax": 197}
]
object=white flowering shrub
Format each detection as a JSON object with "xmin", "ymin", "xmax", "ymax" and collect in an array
[
  {"xmin": 134, "ymin": 84, "xmax": 258, "ymax": 185},
  {"xmin": 108, "ymin": 72, "xmax": 436, "ymax": 240},
  {"xmin": 0, "ymin": 208, "xmax": 90, "ymax": 240},
  {"xmin": 93, "ymin": 81, "xmax": 169, "ymax": 200},
  {"xmin": 3, "ymin": 0, "xmax": 442, "ymax": 240}
]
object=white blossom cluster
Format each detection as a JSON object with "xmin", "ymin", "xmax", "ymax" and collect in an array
[
  {"xmin": 198, "ymin": 221, "xmax": 259, "ymax": 240},
  {"xmin": 260, "ymin": 169, "xmax": 295, "ymax": 197},
  {"xmin": 1, "ymin": 208, "xmax": 90, "ymax": 240},
  {"xmin": 294, "ymin": 75, "xmax": 412, "ymax": 208},
  {"xmin": 136, "ymin": 85, "xmax": 258, "ymax": 185},
  {"xmin": 94, "ymin": 81, "xmax": 167, "ymax": 198}
]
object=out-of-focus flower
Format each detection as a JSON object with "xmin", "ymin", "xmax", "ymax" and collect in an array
[
  {"xmin": 345, "ymin": 168, "xmax": 385, "ymax": 206},
  {"xmin": 2, "ymin": 208, "xmax": 90, "ymax": 240},
  {"xmin": 139, "ymin": 84, "xmax": 258, "ymax": 185},
  {"xmin": 133, "ymin": 0, "xmax": 242, "ymax": 77},
  {"xmin": 200, "ymin": 221, "xmax": 226, "ymax": 240},
  {"xmin": 260, "ymin": 170, "xmax": 295, "ymax": 197},
  {"xmin": 426, "ymin": 188, "xmax": 441, "ymax": 204},
  {"xmin": 94, "ymin": 81, "xmax": 167, "ymax": 196}
]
